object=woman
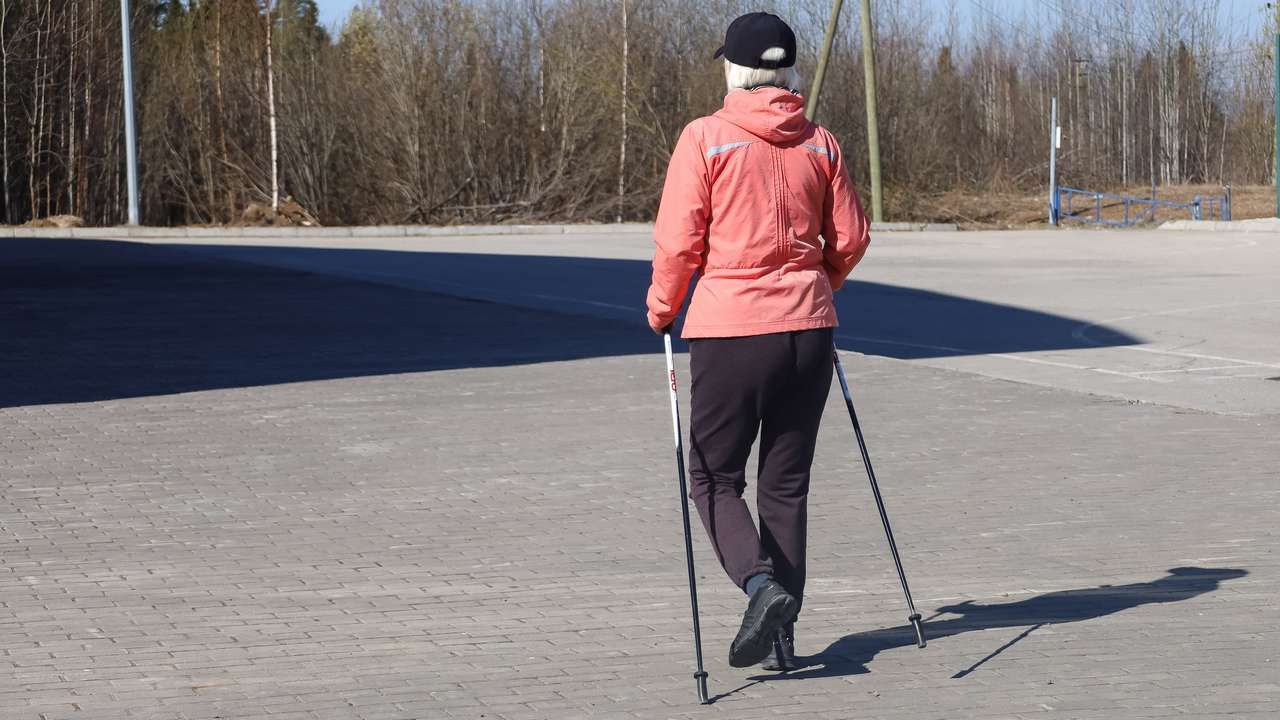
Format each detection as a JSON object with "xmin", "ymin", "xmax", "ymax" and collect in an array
[{"xmin": 646, "ymin": 12, "xmax": 871, "ymax": 671}]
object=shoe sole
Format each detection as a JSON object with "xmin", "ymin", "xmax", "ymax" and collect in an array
[{"xmin": 729, "ymin": 593, "xmax": 798, "ymax": 668}]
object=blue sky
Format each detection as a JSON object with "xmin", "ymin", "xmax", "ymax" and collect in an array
[
  {"xmin": 317, "ymin": 0, "xmax": 359, "ymax": 29},
  {"xmin": 314, "ymin": 0, "xmax": 1271, "ymax": 35}
]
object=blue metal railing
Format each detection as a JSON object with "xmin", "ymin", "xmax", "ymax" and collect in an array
[{"xmin": 1054, "ymin": 186, "xmax": 1232, "ymax": 228}]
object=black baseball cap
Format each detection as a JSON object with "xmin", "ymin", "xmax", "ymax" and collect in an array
[{"xmin": 713, "ymin": 12, "xmax": 797, "ymax": 69}]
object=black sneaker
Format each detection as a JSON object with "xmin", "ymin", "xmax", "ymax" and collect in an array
[
  {"xmin": 728, "ymin": 580, "xmax": 798, "ymax": 668},
  {"xmin": 761, "ymin": 621, "xmax": 795, "ymax": 671}
]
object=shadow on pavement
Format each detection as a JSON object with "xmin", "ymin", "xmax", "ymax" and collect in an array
[
  {"xmin": 748, "ymin": 567, "xmax": 1246, "ymax": 685},
  {"xmin": 166, "ymin": 245, "xmax": 1143, "ymax": 360},
  {"xmin": 1, "ymin": 239, "xmax": 1140, "ymax": 407}
]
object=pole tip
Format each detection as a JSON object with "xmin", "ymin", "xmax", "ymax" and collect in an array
[{"xmin": 909, "ymin": 613, "xmax": 927, "ymax": 649}]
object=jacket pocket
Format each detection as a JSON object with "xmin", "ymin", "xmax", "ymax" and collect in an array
[{"xmin": 781, "ymin": 148, "xmax": 827, "ymax": 245}]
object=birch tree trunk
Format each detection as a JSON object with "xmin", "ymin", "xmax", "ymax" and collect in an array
[
  {"xmin": 264, "ymin": 0, "xmax": 279, "ymax": 210},
  {"xmin": 67, "ymin": 2, "xmax": 76, "ymax": 215},
  {"xmin": 28, "ymin": 0, "xmax": 45, "ymax": 218},
  {"xmin": 80, "ymin": 0, "xmax": 94, "ymax": 215},
  {"xmin": 1, "ymin": 0, "xmax": 10, "ymax": 224},
  {"xmin": 214, "ymin": 1, "xmax": 233, "ymax": 220},
  {"xmin": 533, "ymin": 0, "xmax": 546, "ymax": 134}
]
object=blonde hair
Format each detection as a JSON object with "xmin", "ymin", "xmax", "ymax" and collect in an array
[{"xmin": 724, "ymin": 47, "xmax": 803, "ymax": 93}]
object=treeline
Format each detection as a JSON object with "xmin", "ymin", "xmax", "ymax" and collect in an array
[{"xmin": 1, "ymin": 0, "xmax": 1276, "ymax": 226}]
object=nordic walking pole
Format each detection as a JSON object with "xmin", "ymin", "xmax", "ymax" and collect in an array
[
  {"xmin": 832, "ymin": 346, "xmax": 927, "ymax": 648},
  {"xmin": 664, "ymin": 332, "xmax": 711, "ymax": 704}
]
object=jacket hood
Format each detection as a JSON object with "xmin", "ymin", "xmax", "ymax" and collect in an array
[{"xmin": 714, "ymin": 87, "xmax": 811, "ymax": 143}]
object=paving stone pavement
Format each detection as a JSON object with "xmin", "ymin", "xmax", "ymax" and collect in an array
[{"xmin": 1, "ymin": 238, "xmax": 1277, "ymax": 719}]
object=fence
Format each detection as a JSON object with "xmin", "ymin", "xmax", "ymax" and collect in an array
[{"xmin": 1052, "ymin": 186, "xmax": 1232, "ymax": 228}]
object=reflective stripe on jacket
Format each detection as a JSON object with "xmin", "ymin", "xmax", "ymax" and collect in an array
[{"xmin": 645, "ymin": 86, "xmax": 871, "ymax": 338}]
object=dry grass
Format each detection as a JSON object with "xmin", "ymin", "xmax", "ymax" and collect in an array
[
  {"xmin": 1210, "ymin": 185, "xmax": 1280, "ymax": 220},
  {"xmin": 895, "ymin": 184, "xmax": 1277, "ymax": 229}
]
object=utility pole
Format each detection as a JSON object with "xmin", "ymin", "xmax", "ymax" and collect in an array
[
  {"xmin": 806, "ymin": 0, "xmax": 844, "ymax": 123},
  {"xmin": 119, "ymin": 0, "xmax": 140, "ymax": 225},
  {"xmin": 1049, "ymin": 97, "xmax": 1059, "ymax": 226},
  {"xmin": 806, "ymin": 0, "xmax": 882, "ymax": 221},
  {"xmin": 1274, "ymin": 8, "xmax": 1278, "ymax": 218},
  {"xmin": 859, "ymin": 0, "xmax": 884, "ymax": 222}
]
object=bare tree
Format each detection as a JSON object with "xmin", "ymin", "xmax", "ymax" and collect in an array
[{"xmin": 0, "ymin": 0, "xmax": 1274, "ymax": 227}]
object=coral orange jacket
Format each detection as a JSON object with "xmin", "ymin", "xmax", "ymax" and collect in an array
[{"xmin": 645, "ymin": 87, "xmax": 871, "ymax": 339}]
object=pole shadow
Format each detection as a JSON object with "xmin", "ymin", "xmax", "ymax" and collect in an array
[{"xmin": 744, "ymin": 567, "xmax": 1246, "ymax": 685}]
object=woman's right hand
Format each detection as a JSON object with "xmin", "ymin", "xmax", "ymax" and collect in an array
[{"xmin": 651, "ymin": 322, "xmax": 674, "ymax": 336}]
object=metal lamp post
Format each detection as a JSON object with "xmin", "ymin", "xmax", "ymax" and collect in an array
[{"xmin": 120, "ymin": 0, "xmax": 140, "ymax": 225}]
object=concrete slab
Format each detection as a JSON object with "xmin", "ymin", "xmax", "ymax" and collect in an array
[{"xmin": 1161, "ymin": 217, "xmax": 1280, "ymax": 232}]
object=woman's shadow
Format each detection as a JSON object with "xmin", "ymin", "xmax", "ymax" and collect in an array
[{"xmin": 743, "ymin": 566, "xmax": 1246, "ymax": 686}]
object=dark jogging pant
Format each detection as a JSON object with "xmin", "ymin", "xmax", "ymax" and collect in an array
[{"xmin": 687, "ymin": 327, "xmax": 833, "ymax": 609}]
